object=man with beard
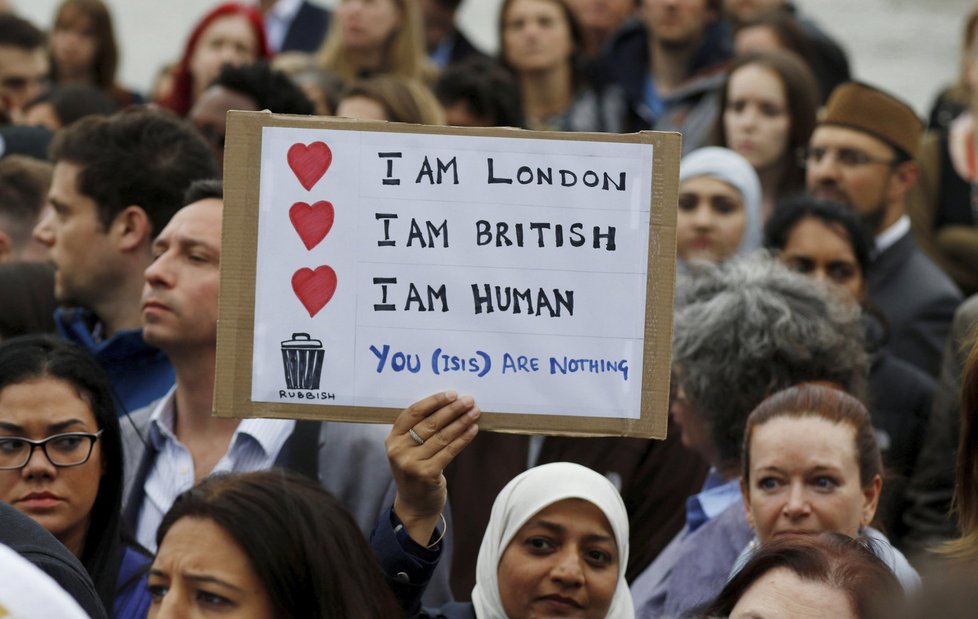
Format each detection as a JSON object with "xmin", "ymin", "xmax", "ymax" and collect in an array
[
  {"xmin": 600, "ymin": 0, "xmax": 731, "ymax": 151},
  {"xmin": 806, "ymin": 82, "xmax": 961, "ymax": 378}
]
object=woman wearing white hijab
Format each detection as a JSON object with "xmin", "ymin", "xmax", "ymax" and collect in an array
[
  {"xmin": 676, "ymin": 146, "xmax": 763, "ymax": 267},
  {"xmin": 377, "ymin": 391, "xmax": 635, "ymax": 619}
]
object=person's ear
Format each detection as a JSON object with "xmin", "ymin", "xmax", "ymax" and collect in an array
[
  {"xmin": 861, "ymin": 473, "xmax": 883, "ymax": 528},
  {"xmin": 889, "ymin": 159, "xmax": 919, "ymax": 201},
  {"xmin": 111, "ymin": 205, "xmax": 152, "ymax": 252}
]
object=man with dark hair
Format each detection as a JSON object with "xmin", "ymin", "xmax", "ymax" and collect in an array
[
  {"xmin": 189, "ymin": 61, "xmax": 314, "ymax": 169},
  {"xmin": 117, "ymin": 179, "xmax": 465, "ymax": 602},
  {"xmin": 434, "ymin": 57, "xmax": 522, "ymax": 127},
  {"xmin": 601, "ymin": 0, "xmax": 731, "ymax": 151},
  {"xmin": 421, "ymin": 0, "xmax": 485, "ymax": 69},
  {"xmin": 32, "ymin": 107, "xmax": 219, "ymax": 413},
  {"xmin": 806, "ymin": 82, "xmax": 961, "ymax": 378},
  {"xmin": 0, "ymin": 154, "xmax": 51, "ymax": 263},
  {"xmin": 0, "ymin": 13, "xmax": 48, "ymax": 120}
]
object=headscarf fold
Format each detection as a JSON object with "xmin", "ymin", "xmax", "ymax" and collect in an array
[
  {"xmin": 470, "ymin": 462, "xmax": 634, "ymax": 619},
  {"xmin": 679, "ymin": 146, "xmax": 763, "ymax": 257}
]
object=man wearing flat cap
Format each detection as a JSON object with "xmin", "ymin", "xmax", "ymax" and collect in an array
[{"xmin": 806, "ymin": 81, "xmax": 961, "ymax": 378}]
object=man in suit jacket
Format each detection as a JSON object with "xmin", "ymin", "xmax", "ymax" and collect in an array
[
  {"xmin": 260, "ymin": 0, "xmax": 331, "ymax": 54},
  {"xmin": 422, "ymin": 0, "xmax": 486, "ymax": 69},
  {"xmin": 807, "ymin": 82, "xmax": 962, "ymax": 378}
]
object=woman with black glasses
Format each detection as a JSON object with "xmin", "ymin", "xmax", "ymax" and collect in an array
[{"xmin": 0, "ymin": 334, "xmax": 150, "ymax": 618}]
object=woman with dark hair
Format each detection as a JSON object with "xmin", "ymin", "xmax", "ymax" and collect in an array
[
  {"xmin": 714, "ymin": 51, "xmax": 819, "ymax": 218},
  {"xmin": 336, "ymin": 75, "xmax": 445, "ymax": 124},
  {"xmin": 499, "ymin": 0, "xmax": 624, "ymax": 132},
  {"xmin": 734, "ymin": 383, "xmax": 920, "ymax": 591},
  {"xmin": 148, "ymin": 470, "xmax": 401, "ymax": 618},
  {"xmin": 764, "ymin": 197, "xmax": 937, "ymax": 544},
  {"xmin": 0, "ymin": 335, "xmax": 149, "ymax": 618},
  {"xmin": 701, "ymin": 532, "xmax": 904, "ymax": 619},
  {"xmin": 156, "ymin": 2, "xmax": 269, "ymax": 117},
  {"xmin": 48, "ymin": 0, "xmax": 140, "ymax": 107}
]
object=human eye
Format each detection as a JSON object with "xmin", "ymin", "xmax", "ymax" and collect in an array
[
  {"xmin": 0, "ymin": 437, "xmax": 26, "ymax": 455},
  {"xmin": 725, "ymin": 99, "xmax": 747, "ymax": 113},
  {"xmin": 806, "ymin": 146, "xmax": 827, "ymax": 163},
  {"xmin": 147, "ymin": 583, "xmax": 168, "ymax": 603},
  {"xmin": 48, "ymin": 434, "xmax": 85, "ymax": 454},
  {"xmin": 827, "ymin": 262, "xmax": 857, "ymax": 283},
  {"xmin": 812, "ymin": 475, "xmax": 839, "ymax": 490},
  {"xmin": 677, "ymin": 193, "xmax": 698, "ymax": 211},
  {"xmin": 837, "ymin": 149, "xmax": 869, "ymax": 167},
  {"xmin": 711, "ymin": 196, "xmax": 741, "ymax": 215},
  {"xmin": 585, "ymin": 547, "xmax": 614, "ymax": 567},
  {"xmin": 759, "ymin": 102, "xmax": 784, "ymax": 117},
  {"xmin": 525, "ymin": 536, "xmax": 556, "ymax": 554},
  {"xmin": 196, "ymin": 589, "xmax": 234, "ymax": 608},
  {"xmin": 756, "ymin": 476, "xmax": 782, "ymax": 491},
  {"xmin": 784, "ymin": 256, "xmax": 815, "ymax": 275}
]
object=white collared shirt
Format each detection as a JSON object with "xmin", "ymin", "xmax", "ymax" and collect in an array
[
  {"xmin": 264, "ymin": 0, "xmax": 304, "ymax": 53},
  {"xmin": 875, "ymin": 214, "xmax": 911, "ymax": 255},
  {"xmin": 135, "ymin": 388, "xmax": 296, "ymax": 550}
]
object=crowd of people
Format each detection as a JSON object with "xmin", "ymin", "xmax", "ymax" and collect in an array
[{"xmin": 0, "ymin": 0, "xmax": 976, "ymax": 617}]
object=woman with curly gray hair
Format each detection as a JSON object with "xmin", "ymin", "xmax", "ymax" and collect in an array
[{"xmin": 631, "ymin": 254, "xmax": 869, "ymax": 619}]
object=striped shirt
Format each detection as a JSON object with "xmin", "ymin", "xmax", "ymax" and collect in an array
[{"xmin": 134, "ymin": 388, "xmax": 295, "ymax": 550}]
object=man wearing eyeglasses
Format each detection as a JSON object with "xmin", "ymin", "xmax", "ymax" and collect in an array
[
  {"xmin": 0, "ymin": 14, "xmax": 48, "ymax": 123},
  {"xmin": 805, "ymin": 81, "xmax": 961, "ymax": 378}
]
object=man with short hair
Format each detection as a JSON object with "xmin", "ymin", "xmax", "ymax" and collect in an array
[
  {"xmin": 602, "ymin": 0, "xmax": 730, "ymax": 151},
  {"xmin": 0, "ymin": 155, "xmax": 51, "ymax": 263},
  {"xmin": 33, "ymin": 107, "xmax": 219, "ymax": 413},
  {"xmin": 118, "ymin": 181, "xmax": 453, "ymax": 599},
  {"xmin": 806, "ymin": 82, "xmax": 961, "ymax": 378},
  {"xmin": 0, "ymin": 14, "xmax": 48, "ymax": 121},
  {"xmin": 189, "ymin": 62, "xmax": 314, "ymax": 169},
  {"xmin": 421, "ymin": 0, "xmax": 485, "ymax": 69}
]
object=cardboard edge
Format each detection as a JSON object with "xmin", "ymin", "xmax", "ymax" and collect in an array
[{"xmin": 214, "ymin": 112, "xmax": 679, "ymax": 439}]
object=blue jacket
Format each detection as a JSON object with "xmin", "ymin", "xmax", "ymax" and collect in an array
[
  {"xmin": 113, "ymin": 545, "xmax": 151, "ymax": 619},
  {"xmin": 55, "ymin": 308, "xmax": 174, "ymax": 415}
]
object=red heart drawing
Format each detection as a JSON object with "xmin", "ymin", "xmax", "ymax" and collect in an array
[
  {"xmin": 287, "ymin": 142, "xmax": 333, "ymax": 191},
  {"xmin": 292, "ymin": 266, "xmax": 337, "ymax": 317},
  {"xmin": 289, "ymin": 201, "xmax": 334, "ymax": 250}
]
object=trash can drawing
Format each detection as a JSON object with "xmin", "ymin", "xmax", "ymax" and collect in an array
[{"xmin": 281, "ymin": 333, "xmax": 325, "ymax": 390}]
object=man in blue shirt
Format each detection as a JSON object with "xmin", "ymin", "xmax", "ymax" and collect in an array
[{"xmin": 32, "ymin": 107, "xmax": 218, "ymax": 414}]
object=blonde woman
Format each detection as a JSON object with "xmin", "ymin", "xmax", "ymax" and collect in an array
[{"xmin": 316, "ymin": 0, "xmax": 433, "ymax": 83}]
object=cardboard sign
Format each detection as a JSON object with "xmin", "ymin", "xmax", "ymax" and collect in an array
[{"xmin": 215, "ymin": 112, "xmax": 680, "ymax": 439}]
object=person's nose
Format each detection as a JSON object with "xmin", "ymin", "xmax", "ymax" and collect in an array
[
  {"xmin": 737, "ymin": 106, "xmax": 759, "ymax": 132},
  {"xmin": 21, "ymin": 443, "xmax": 56, "ymax": 480},
  {"xmin": 144, "ymin": 251, "xmax": 175, "ymax": 288},
  {"xmin": 550, "ymin": 549, "xmax": 585, "ymax": 588},
  {"xmin": 782, "ymin": 482, "xmax": 811, "ymax": 519},
  {"xmin": 690, "ymin": 203, "xmax": 713, "ymax": 229},
  {"xmin": 32, "ymin": 208, "xmax": 56, "ymax": 248}
]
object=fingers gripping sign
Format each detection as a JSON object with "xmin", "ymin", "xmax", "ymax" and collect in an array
[{"xmin": 387, "ymin": 391, "xmax": 480, "ymax": 545}]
